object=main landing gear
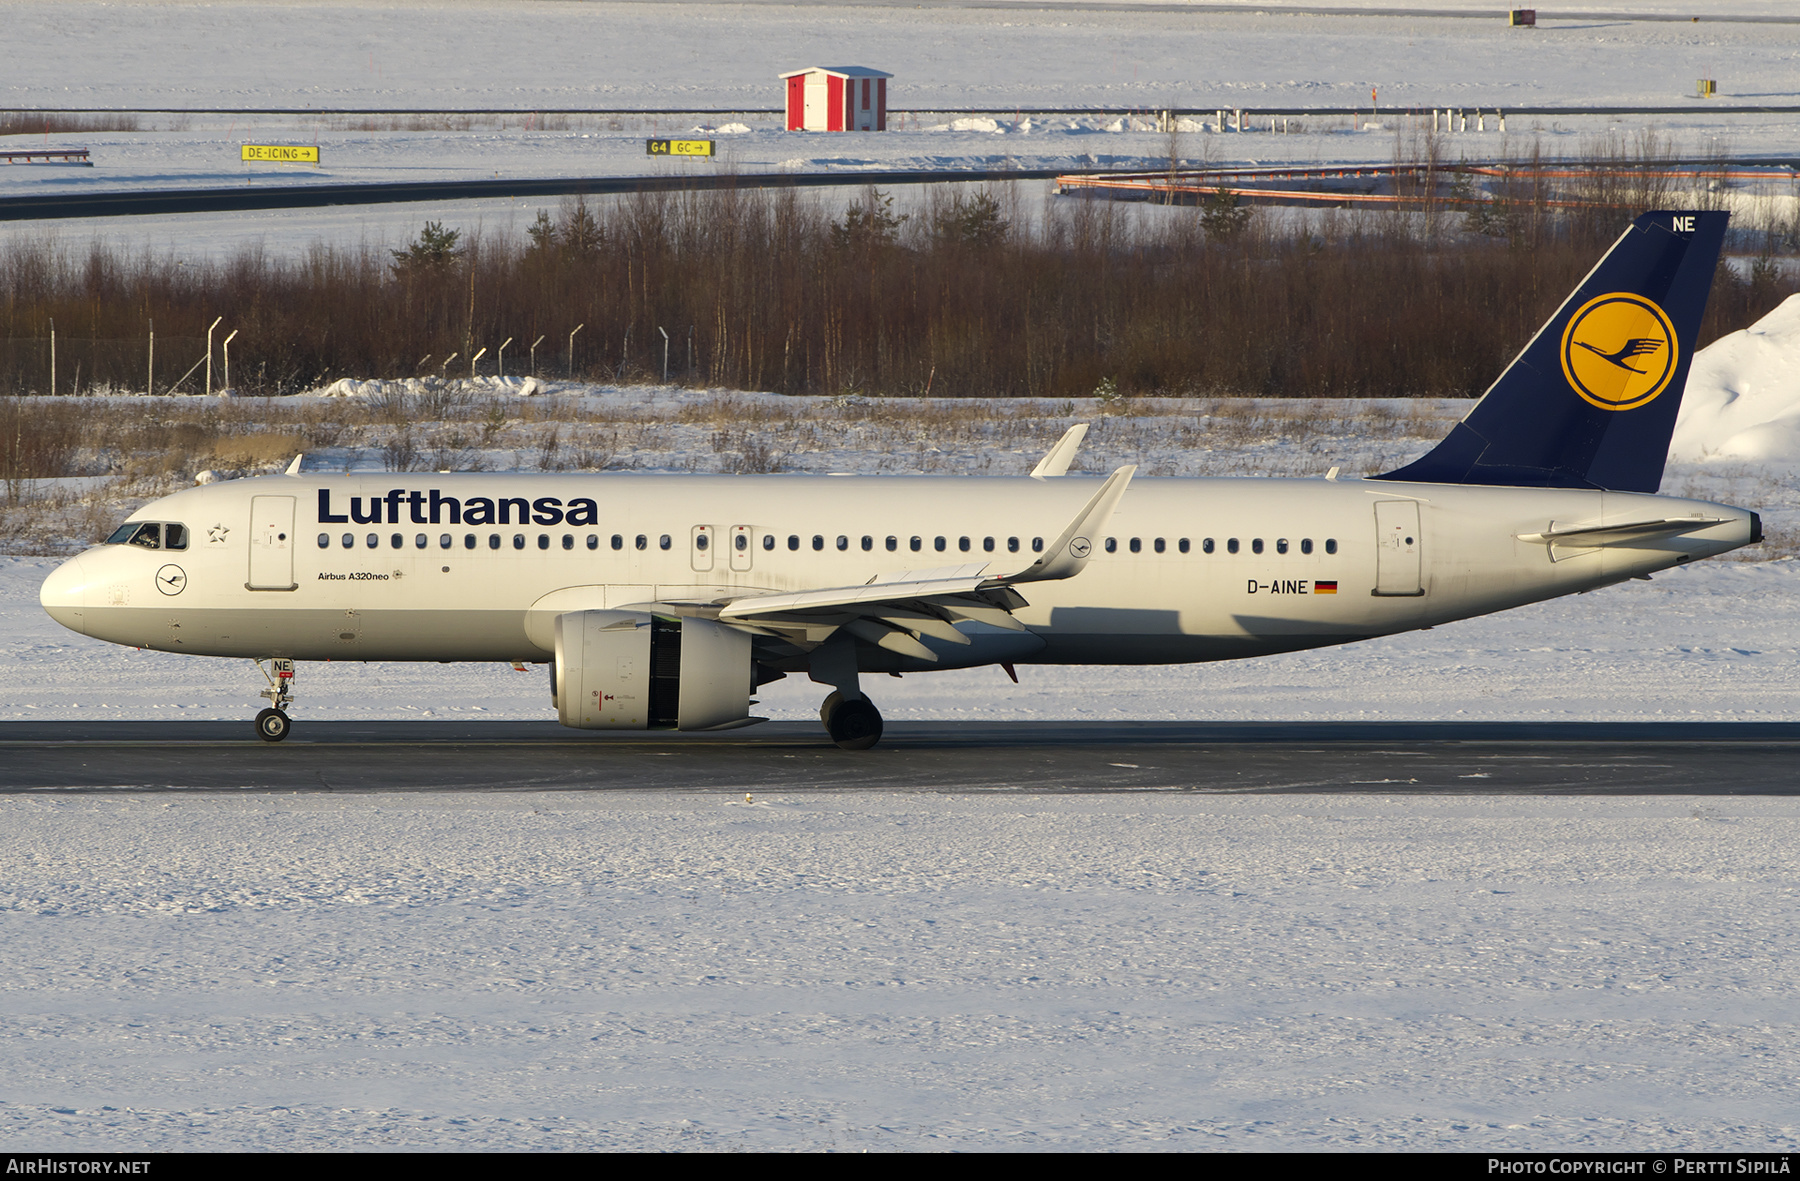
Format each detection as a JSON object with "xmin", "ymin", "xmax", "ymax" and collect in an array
[
  {"xmin": 254, "ymin": 657, "xmax": 296, "ymax": 743},
  {"xmin": 820, "ymin": 690, "xmax": 883, "ymax": 751},
  {"xmin": 809, "ymin": 633, "xmax": 883, "ymax": 750}
]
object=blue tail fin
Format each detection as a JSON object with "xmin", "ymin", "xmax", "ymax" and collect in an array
[{"xmin": 1376, "ymin": 211, "xmax": 1727, "ymax": 493}]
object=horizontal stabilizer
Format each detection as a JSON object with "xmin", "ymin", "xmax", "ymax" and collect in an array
[{"xmin": 1517, "ymin": 517, "xmax": 1728, "ymax": 548}]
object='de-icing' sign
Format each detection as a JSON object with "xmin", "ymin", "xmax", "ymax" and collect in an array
[{"xmin": 242, "ymin": 144, "xmax": 321, "ymax": 164}]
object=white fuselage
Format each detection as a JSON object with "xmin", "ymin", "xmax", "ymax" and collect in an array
[{"xmin": 38, "ymin": 471, "xmax": 1756, "ymax": 673}]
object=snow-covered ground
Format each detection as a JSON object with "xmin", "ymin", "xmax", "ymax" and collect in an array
[
  {"xmin": 2, "ymin": 790, "xmax": 1796, "ymax": 1151},
  {"xmin": 5, "ymin": 1, "xmax": 1800, "ymax": 260}
]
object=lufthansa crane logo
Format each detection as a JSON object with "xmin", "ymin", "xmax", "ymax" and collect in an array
[{"xmin": 1560, "ymin": 292, "xmax": 1679, "ymax": 412}]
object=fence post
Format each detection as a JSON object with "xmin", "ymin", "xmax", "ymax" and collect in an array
[
  {"xmin": 147, "ymin": 319, "xmax": 154, "ymax": 396},
  {"xmin": 568, "ymin": 323, "xmax": 584, "ymax": 378},
  {"xmin": 497, "ymin": 336, "xmax": 513, "ymax": 380},
  {"xmin": 48, "ymin": 318, "xmax": 54, "ymax": 396},
  {"xmin": 659, "ymin": 326, "xmax": 669, "ymax": 383},
  {"xmin": 529, "ymin": 334, "xmax": 544, "ymax": 377}
]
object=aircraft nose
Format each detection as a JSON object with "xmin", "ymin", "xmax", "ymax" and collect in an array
[{"xmin": 39, "ymin": 555, "xmax": 90, "ymax": 636}]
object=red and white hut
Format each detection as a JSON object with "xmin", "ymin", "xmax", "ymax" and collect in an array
[{"xmin": 781, "ymin": 66, "xmax": 891, "ymax": 131}]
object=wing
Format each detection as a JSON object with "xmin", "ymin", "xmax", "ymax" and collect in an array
[{"xmin": 648, "ymin": 465, "xmax": 1137, "ymax": 662}]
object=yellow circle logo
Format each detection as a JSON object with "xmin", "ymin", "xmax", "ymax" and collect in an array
[{"xmin": 1560, "ymin": 292, "xmax": 1678, "ymax": 412}]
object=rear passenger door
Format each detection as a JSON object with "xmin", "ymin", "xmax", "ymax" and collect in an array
[{"xmin": 1373, "ymin": 500, "xmax": 1423, "ymax": 597}]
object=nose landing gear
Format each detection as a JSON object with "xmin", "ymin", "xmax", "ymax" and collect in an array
[{"xmin": 254, "ymin": 657, "xmax": 295, "ymax": 743}]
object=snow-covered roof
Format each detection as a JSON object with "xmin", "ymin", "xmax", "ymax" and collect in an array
[{"xmin": 779, "ymin": 66, "xmax": 893, "ymax": 80}]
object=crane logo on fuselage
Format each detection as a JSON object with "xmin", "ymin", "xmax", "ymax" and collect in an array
[{"xmin": 1560, "ymin": 292, "xmax": 1678, "ymax": 412}]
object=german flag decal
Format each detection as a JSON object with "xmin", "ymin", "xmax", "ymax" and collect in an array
[{"xmin": 1314, "ymin": 580, "xmax": 1339, "ymax": 594}]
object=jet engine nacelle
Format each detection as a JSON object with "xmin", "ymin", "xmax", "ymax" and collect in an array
[{"xmin": 553, "ymin": 610, "xmax": 755, "ymax": 731}]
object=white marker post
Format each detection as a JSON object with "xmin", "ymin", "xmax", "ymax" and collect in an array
[
  {"xmin": 496, "ymin": 336, "xmax": 513, "ymax": 380},
  {"xmin": 568, "ymin": 324, "xmax": 584, "ymax": 379},
  {"xmin": 204, "ymin": 316, "xmax": 222, "ymax": 397},
  {"xmin": 221, "ymin": 329, "xmax": 239, "ymax": 393}
]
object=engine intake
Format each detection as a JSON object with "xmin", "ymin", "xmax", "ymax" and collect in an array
[{"xmin": 553, "ymin": 610, "xmax": 755, "ymax": 731}]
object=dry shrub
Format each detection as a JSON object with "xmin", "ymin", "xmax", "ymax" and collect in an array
[
  {"xmin": 0, "ymin": 111, "xmax": 141, "ymax": 136},
  {"xmin": 0, "ymin": 157, "xmax": 1791, "ymax": 405},
  {"xmin": 212, "ymin": 432, "xmax": 305, "ymax": 467}
]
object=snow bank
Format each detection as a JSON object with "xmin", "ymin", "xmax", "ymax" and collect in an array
[
  {"xmin": 1672, "ymin": 293, "xmax": 1800, "ymax": 464},
  {"xmin": 310, "ymin": 376, "xmax": 546, "ymax": 398}
]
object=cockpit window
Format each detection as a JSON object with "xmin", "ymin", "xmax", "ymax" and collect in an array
[
  {"xmin": 107, "ymin": 522, "xmax": 161, "ymax": 549},
  {"xmin": 105, "ymin": 521, "xmax": 188, "ymax": 550}
]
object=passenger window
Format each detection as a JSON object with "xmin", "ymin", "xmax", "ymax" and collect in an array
[
  {"xmin": 861, "ymin": 536, "xmax": 873, "ymax": 552},
  {"xmin": 836, "ymin": 535, "xmax": 849, "ymax": 551},
  {"xmin": 390, "ymin": 533, "xmax": 403, "ymax": 549},
  {"xmin": 958, "ymin": 537, "xmax": 970, "ymax": 552},
  {"xmin": 696, "ymin": 533, "xmax": 709, "ymax": 551},
  {"xmin": 514, "ymin": 534, "xmax": 526, "ymax": 550},
  {"xmin": 659, "ymin": 535, "xmax": 671, "ymax": 550},
  {"xmin": 1008, "ymin": 537, "xmax": 1019, "ymax": 553},
  {"xmin": 1154, "ymin": 538, "xmax": 1165, "ymax": 553},
  {"xmin": 1227, "ymin": 538, "xmax": 1239, "ymax": 554},
  {"xmin": 344, "ymin": 533, "xmax": 356, "ymax": 548},
  {"xmin": 440, "ymin": 534, "xmax": 452, "ymax": 549},
  {"xmin": 1301, "ymin": 538, "xmax": 1313, "ymax": 555},
  {"xmin": 1202, "ymin": 538, "xmax": 1214, "ymax": 554},
  {"xmin": 1178, "ymin": 538, "xmax": 1189, "ymax": 554},
  {"xmin": 983, "ymin": 537, "xmax": 995, "ymax": 553},
  {"xmin": 489, "ymin": 534, "xmax": 502, "ymax": 550},
  {"xmin": 636, "ymin": 535, "xmax": 648, "ymax": 550},
  {"xmin": 1325, "ymin": 538, "xmax": 1338, "ymax": 554},
  {"xmin": 911, "ymin": 536, "xmax": 922, "ymax": 552},
  {"xmin": 1105, "ymin": 538, "xmax": 1117, "ymax": 553},
  {"xmin": 812, "ymin": 535, "xmax": 824, "ymax": 551},
  {"xmin": 934, "ymin": 536, "xmax": 946, "ymax": 552},
  {"xmin": 762, "ymin": 534, "xmax": 775, "ymax": 551},
  {"xmin": 538, "ymin": 535, "xmax": 551, "ymax": 550},
  {"xmin": 1276, "ymin": 538, "xmax": 1289, "ymax": 555},
  {"xmin": 367, "ymin": 534, "xmax": 379, "ymax": 548},
  {"xmin": 1129, "ymin": 538, "xmax": 1141, "ymax": 554},
  {"xmin": 612, "ymin": 534, "xmax": 624, "ymax": 551},
  {"xmin": 164, "ymin": 524, "xmax": 187, "ymax": 550},
  {"xmin": 584, "ymin": 535, "xmax": 595, "ymax": 550},
  {"xmin": 886, "ymin": 536, "xmax": 898, "ymax": 552},
  {"xmin": 462, "ymin": 534, "xmax": 474, "ymax": 549},
  {"xmin": 1032, "ymin": 537, "xmax": 1043, "ymax": 553},
  {"xmin": 1252, "ymin": 538, "xmax": 1264, "ymax": 554},
  {"xmin": 737, "ymin": 533, "xmax": 750, "ymax": 552},
  {"xmin": 317, "ymin": 533, "xmax": 330, "ymax": 549},
  {"xmin": 416, "ymin": 534, "xmax": 427, "ymax": 549},
  {"xmin": 788, "ymin": 535, "xmax": 800, "ymax": 551}
]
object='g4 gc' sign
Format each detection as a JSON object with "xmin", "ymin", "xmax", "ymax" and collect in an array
[{"xmin": 646, "ymin": 139, "xmax": 715, "ymax": 157}]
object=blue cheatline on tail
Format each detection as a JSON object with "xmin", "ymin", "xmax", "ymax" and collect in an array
[{"xmin": 1377, "ymin": 210, "xmax": 1728, "ymax": 493}]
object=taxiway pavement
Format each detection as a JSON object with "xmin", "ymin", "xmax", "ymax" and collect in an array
[{"xmin": 5, "ymin": 720, "xmax": 1799, "ymax": 794}]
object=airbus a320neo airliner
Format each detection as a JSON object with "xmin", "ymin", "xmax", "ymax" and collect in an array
[{"xmin": 39, "ymin": 211, "xmax": 1757, "ymax": 749}]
